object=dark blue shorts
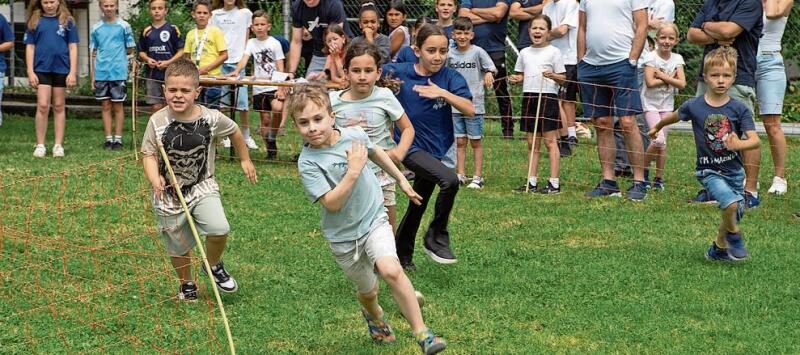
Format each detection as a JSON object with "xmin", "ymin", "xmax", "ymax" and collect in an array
[
  {"xmin": 94, "ymin": 80, "xmax": 127, "ymax": 102},
  {"xmin": 577, "ymin": 59, "xmax": 642, "ymax": 118}
]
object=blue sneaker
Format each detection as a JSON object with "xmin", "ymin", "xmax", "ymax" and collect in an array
[
  {"xmin": 744, "ymin": 191, "xmax": 760, "ymax": 209},
  {"xmin": 724, "ymin": 232, "xmax": 749, "ymax": 260},
  {"xmin": 705, "ymin": 242, "xmax": 734, "ymax": 262},
  {"xmin": 417, "ymin": 329, "xmax": 447, "ymax": 355},
  {"xmin": 652, "ymin": 177, "xmax": 665, "ymax": 191},
  {"xmin": 586, "ymin": 180, "xmax": 621, "ymax": 198},
  {"xmin": 690, "ymin": 189, "xmax": 717, "ymax": 204},
  {"xmin": 627, "ymin": 181, "xmax": 648, "ymax": 201}
]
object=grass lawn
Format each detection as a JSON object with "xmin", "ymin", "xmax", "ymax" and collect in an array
[{"xmin": 1, "ymin": 113, "xmax": 799, "ymax": 354}]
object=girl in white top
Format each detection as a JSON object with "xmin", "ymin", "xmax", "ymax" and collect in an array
[
  {"xmin": 757, "ymin": 0, "xmax": 792, "ymax": 195},
  {"xmin": 381, "ymin": 0, "xmax": 411, "ymax": 61},
  {"xmin": 509, "ymin": 15, "xmax": 566, "ymax": 194},
  {"xmin": 641, "ymin": 22, "xmax": 685, "ymax": 190}
]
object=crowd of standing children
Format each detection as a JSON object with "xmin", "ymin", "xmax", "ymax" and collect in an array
[{"xmin": 3, "ymin": 0, "xmax": 797, "ymax": 353}]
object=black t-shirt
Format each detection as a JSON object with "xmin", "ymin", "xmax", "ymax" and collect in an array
[
  {"xmin": 292, "ymin": 0, "xmax": 349, "ymax": 57},
  {"xmin": 690, "ymin": 0, "xmax": 763, "ymax": 87}
]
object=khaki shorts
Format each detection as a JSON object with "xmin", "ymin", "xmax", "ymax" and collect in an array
[
  {"xmin": 156, "ymin": 193, "xmax": 230, "ymax": 256},
  {"xmin": 696, "ymin": 82, "xmax": 757, "ymax": 115},
  {"xmin": 329, "ymin": 214, "xmax": 397, "ymax": 294},
  {"xmin": 375, "ymin": 169, "xmax": 396, "ymax": 207}
]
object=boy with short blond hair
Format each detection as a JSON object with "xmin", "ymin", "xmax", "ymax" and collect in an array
[
  {"xmin": 648, "ymin": 47, "xmax": 760, "ymax": 262},
  {"xmin": 141, "ymin": 58, "xmax": 257, "ymax": 300}
]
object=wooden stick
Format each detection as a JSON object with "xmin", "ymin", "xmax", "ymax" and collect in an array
[
  {"xmin": 525, "ymin": 76, "xmax": 546, "ymax": 193},
  {"xmin": 131, "ymin": 61, "xmax": 139, "ymax": 161},
  {"xmin": 156, "ymin": 142, "xmax": 237, "ymax": 355}
]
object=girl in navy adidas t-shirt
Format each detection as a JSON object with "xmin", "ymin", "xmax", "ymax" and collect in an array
[{"xmin": 381, "ymin": 24, "xmax": 473, "ymax": 269}]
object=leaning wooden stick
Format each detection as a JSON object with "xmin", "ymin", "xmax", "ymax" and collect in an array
[
  {"xmin": 131, "ymin": 60, "xmax": 139, "ymax": 161},
  {"xmin": 525, "ymin": 76, "xmax": 546, "ymax": 193},
  {"xmin": 156, "ymin": 141, "xmax": 237, "ymax": 355}
]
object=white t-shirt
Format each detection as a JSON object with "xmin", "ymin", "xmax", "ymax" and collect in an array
[
  {"xmin": 579, "ymin": 0, "xmax": 647, "ymax": 66},
  {"xmin": 543, "ymin": 0, "xmax": 579, "ymax": 65},
  {"xmin": 640, "ymin": 50, "xmax": 684, "ymax": 112},
  {"xmin": 211, "ymin": 7, "xmax": 253, "ymax": 63},
  {"xmin": 245, "ymin": 37, "xmax": 286, "ymax": 95},
  {"xmin": 514, "ymin": 45, "xmax": 565, "ymax": 94},
  {"xmin": 648, "ymin": 0, "xmax": 674, "ymax": 23},
  {"xmin": 758, "ymin": 14, "xmax": 788, "ymax": 53}
]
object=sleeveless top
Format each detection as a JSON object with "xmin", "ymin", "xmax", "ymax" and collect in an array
[{"xmin": 758, "ymin": 14, "xmax": 787, "ymax": 53}]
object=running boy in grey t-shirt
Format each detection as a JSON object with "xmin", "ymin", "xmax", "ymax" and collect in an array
[
  {"xmin": 290, "ymin": 85, "xmax": 447, "ymax": 354},
  {"xmin": 447, "ymin": 17, "xmax": 496, "ymax": 189}
]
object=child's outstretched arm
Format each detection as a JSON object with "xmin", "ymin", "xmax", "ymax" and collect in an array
[
  {"xmin": 647, "ymin": 111, "xmax": 679, "ymax": 139},
  {"xmin": 227, "ymin": 130, "xmax": 258, "ymax": 184},
  {"xmin": 386, "ymin": 114, "xmax": 415, "ymax": 164},
  {"xmin": 368, "ymin": 145, "xmax": 423, "ymax": 206},
  {"xmin": 413, "ymin": 79, "xmax": 475, "ymax": 117},
  {"xmin": 318, "ymin": 142, "xmax": 369, "ymax": 212},
  {"xmin": 724, "ymin": 129, "xmax": 760, "ymax": 152}
]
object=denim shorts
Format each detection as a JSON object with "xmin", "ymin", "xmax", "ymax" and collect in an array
[
  {"xmin": 755, "ymin": 53, "xmax": 787, "ymax": 115},
  {"xmin": 577, "ymin": 59, "xmax": 642, "ymax": 118},
  {"xmin": 453, "ymin": 113, "xmax": 484, "ymax": 139},
  {"xmin": 696, "ymin": 168, "xmax": 746, "ymax": 221},
  {"xmin": 442, "ymin": 141, "xmax": 456, "ymax": 169},
  {"xmin": 220, "ymin": 63, "xmax": 249, "ymax": 111},
  {"xmin": 200, "ymin": 85, "xmax": 223, "ymax": 110},
  {"xmin": 95, "ymin": 80, "xmax": 127, "ymax": 102}
]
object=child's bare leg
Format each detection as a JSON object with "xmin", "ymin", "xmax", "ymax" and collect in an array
[
  {"xmin": 239, "ymin": 110, "xmax": 251, "ymax": 136},
  {"xmin": 34, "ymin": 85, "xmax": 53, "ymax": 145},
  {"xmin": 101, "ymin": 99, "xmax": 113, "ymax": 137},
  {"xmin": 543, "ymin": 130, "xmax": 560, "ymax": 178},
  {"xmin": 52, "ymin": 87, "xmax": 66, "ymax": 146},
  {"xmin": 470, "ymin": 138, "xmax": 483, "ymax": 177},
  {"xmin": 113, "ymin": 102, "xmax": 124, "ymax": 138},
  {"xmin": 205, "ymin": 235, "xmax": 228, "ymax": 266},
  {"xmin": 171, "ymin": 252, "xmax": 193, "ymax": 284},
  {"xmin": 717, "ymin": 202, "xmax": 740, "ymax": 247},
  {"xmin": 655, "ymin": 147, "xmax": 667, "ymax": 179},
  {"xmin": 259, "ymin": 111, "xmax": 271, "ymax": 140},
  {"xmin": 356, "ymin": 282, "xmax": 384, "ymax": 321},
  {"xmin": 456, "ymin": 137, "xmax": 467, "ymax": 176},
  {"xmin": 375, "ymin": 256, "xmax": 426, "ymax": 334},
  {"xmin": 527, "ymin": 132, "xmax": 542, "ymax": 179}
]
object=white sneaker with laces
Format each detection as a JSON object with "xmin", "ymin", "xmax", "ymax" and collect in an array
[
  {"xmin": 222, "ymin": 137, "xmax": 231, "ymax": 148},
  {"xmin": 467, "ymin": 178, "xmax": 484, "ymax": 189},
  {"xmin": 767, "ymin": 176, "xmax": 787, "ymax": 195},
  {"xmin": 33, "ymin": 144, "xmax": 46, "ymax": 158},
  {"xmin": 244, "ymin": 136, "xmax": 258, "ymax": 150},
  {"xmin": 52, "ymin": 145, "xmax": 64, "ymax": 157}
]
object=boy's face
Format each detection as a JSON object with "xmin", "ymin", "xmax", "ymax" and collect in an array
[
  {"xmin": 251, "ymin": 17, "xmax": 271, "ymax": 37},
  {"xmin": 100, "ymin": 0, "xmax": 118, "ymax": 19},
  {"xmin": 704, "ymin": 64, "xmax": 736, "ymax": 95},
  {"xmin": 164, "ymin": 75, "xmax": 201, "ymax": 114},
  {"xmin": 529, "ymin": 19, "xmax": 549, "ymax": 46},
  {"xmin": 149, "ymin": 0, "xmax": 167, "ymax": 22},
  {"xmin": 435, "ymin": 0, "xmax": 456, "ymax": 20},
  {"xmin": 452, "ymin": 29, "xmax": 474, "ymax": 49},
  {"xmin": 359, "ymin": 11, "xmax": 379, "ymax": 33},
  {"xmin": 294, "ymin": 102, "xmax": 336, "ymax": 147},
  {"xmin": 192, "ymin": 5, "xmax": 211, "ymax": 27}
]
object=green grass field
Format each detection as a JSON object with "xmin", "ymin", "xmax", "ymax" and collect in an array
[{"xmin": 1, "ymin": 113, "xmax": 799, "ymax": 354}]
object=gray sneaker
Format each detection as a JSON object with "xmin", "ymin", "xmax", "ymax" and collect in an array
[{"xmin": 627, "ymin": 181, "xmax": 648, "ymax": 201}]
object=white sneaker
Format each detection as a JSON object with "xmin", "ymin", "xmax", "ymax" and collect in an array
[
  {"xmin": 244, "ymin": 136, "xmax": 258, "ymax": 150},
  {"xmin": 52, "ymin": 145, "xmax": 64, "ymax": 158},
  {"xmin": 467, "ymin": 178, "xmax": 484, "ymax": 189},
  {"xmin": 767, "ymin": 176, "xmax": 788, "ymax": 195},
  {"xmin": 33, "ymin": 144, "xmax": 46, "ymax": 158},
  {"xmin": 222, "ymin": 137, "xmax": 231, "ymax": 148}
]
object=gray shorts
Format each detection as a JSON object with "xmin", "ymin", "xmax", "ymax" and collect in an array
[
  {"xmin": 305, "ymin": 55, "xmax": 327, "ymax": 79},
  {"xmin": 156, "ymin": 193, "xmax": 230, "ymax": 256},
  {"xmin": 145, "ymin": 79, "xmax": 165, "ymax": 105},
  {"xmin": 329, "ymin": 214, "xmax": 397, "ymax": 294}
]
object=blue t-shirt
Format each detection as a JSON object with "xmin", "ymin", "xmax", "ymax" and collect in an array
[
  {"xmin": 382, "ymin": 62, "xmax": 472, "ymax": 159},
  {"xmin": 273, "ymin": 35, "xmax": 291, "ymax": 55},
  {"xmin": 463, "ymin": 0, "xmax": 512, "ymax": 53},
  {"xmin": 514, "ymin": 0, "xmax": 543, "ymax": 49},
  {"xmin": 90, "ymin": 19, "xmax": 136, "ymax": 81},
  {"xmin": 690, "ymin": 0, "xmax": 762, "ymax": 88},
  {"xmin": 138, "ymin": 22, "xmax": 184, "ymax": 81},
  {"xmin": 395, "ymin": 46, "xmax": 418, "ymax": 63},
  {"xmin": 678, "ymin": 96, "xmax": 756, "ymax": 174},
  {"xmin": 0, "ymin": 15, "xmax": 13, "ymax": 74},
  {"xmin": 23, "ymin": 16, "xmax": 79, "ymax": 75}
]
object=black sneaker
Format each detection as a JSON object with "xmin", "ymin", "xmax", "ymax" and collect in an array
[
  {"xmin": 586, "ymin": 179, "xmax": 621, "ymax": 198},
  {"xmin": 400, "ymin": 259, "xmax": 416, "ymax": 271},
  {"xmin": 111, "ymin": 141, "xmax": 123, "ymax": 150},
  {"xmin": 423, "ymin": 241, "xmax": 457, "ymax": 264},
  {"xmin": 627, "ymin": 181, "xmax": 648, "ymax": 201},
  {"xmin": 512, "ymin": 182, "xmax": 537, "ymax": 194},
  {"xmin": 558, "ymin": 139, "xmax": 572, "ymax": 157},
  {"xmin": 177, "ymin": 281, "xmax": 198, "ymax": 302},
  {"xmin": 567, "ymin": 136, "xmax": 578, "ymax": 149},
  {"xmin": 539, "ymin": 181, "xmax": 561, "ymax": 194},
  {"xmin": 103, "ymin": 140, "xmax": 114, "ymax": 150},
  {"xmin": 265, "ymin": 140, "xmax": 278, "ymax": 160},
  {"xmin": 200, "ymin": 261, "xmax": 238, "ymax": 293}
]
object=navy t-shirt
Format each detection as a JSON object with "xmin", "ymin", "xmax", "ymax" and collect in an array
[
  {"xmin": 0, "ymin": 14, "xmax": 14, "ymax": 74},
  {"xmin": 678, "ymin": 96, "xmax": 756, "ymax": 174},
  {"xmin": 690, "ymin": 0, "xmax": 762, "ymax": 87},
  {"xmin": 514, "ymin": 0, "xmax": 543, "ymax": 49},
  {"xmin": 381, "ymin": 62, "xmax": 472, "ymax": 159},
  {"xmin": 23, "ymin": 16, "xmax": 80, "ymax": 74},
  {"xmin": 291, "ymin": 0, "xmax": 350, "ymax": 57},
  {"xmin": 273, "ymin": 35, "xmax": 291, "ymax": 55},
  {"xmin": 138, "ymin": 22, "xmax": 184, "ymax": 81},
  {"xmin": 462, "ymin": 0, "xmax": 512, "ymax": 53},
  {"xmin": 395, "ymin": 46, "xmax": 418, "ymax": 63}
]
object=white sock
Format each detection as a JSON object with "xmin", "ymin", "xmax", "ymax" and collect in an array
[
  {"xmin": 549, "ymin": 178, "xmax": 560, "ymax": 189},
  {"xmin": 113, "ymin": 135, "xmax": 122, "ymax": 143},
  {"xmin": 567, "ymin": 127, "xmax": 576, "ymax": 138},
  {"xmin": 242, "ymin": 128, "xmax": 251, "ymax": 138},
  {"xmin": 105, "ymin": 135, "xmax": 113, "ymax": 142},
  {"xmin": 528, "ymin": 177, "xmax": 538, "ymax": 186}
]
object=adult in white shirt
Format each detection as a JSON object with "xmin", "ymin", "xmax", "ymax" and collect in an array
[
  {"xmin": 543, "ymin": 0, "xmax": 580, "ymax": 156},
  {"xmin": 577, "ymin": 0, "xmax": 649, "ymax": 200}
]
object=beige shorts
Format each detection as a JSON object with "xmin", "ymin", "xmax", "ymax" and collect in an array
[
  {"xmin": 329, "ymin": 214, "xmax": 397, "ymax": 293},
  {"xmin": 375, "ymin": 169, "xmax": 396, "ymax": 207},
  {"xmin": 156, "ymin": 193, "xmax": 230, "ymax": 256}
]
